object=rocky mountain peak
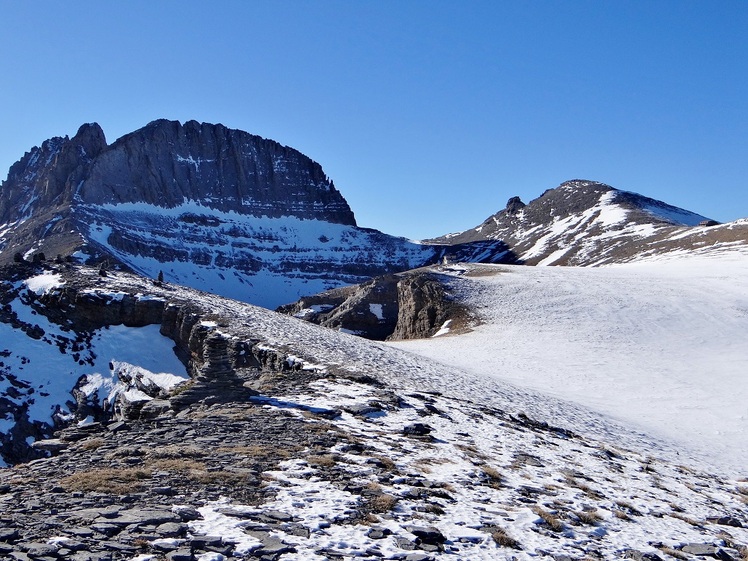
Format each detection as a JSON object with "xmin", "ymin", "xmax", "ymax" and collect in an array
[
  {"xmin": 70, "ymin": 122, "xmax": 108, "ymax": 159},
  {"xmin": 73, "ymin": 119, "xmax": 357, "ymax": 225},
  {"xmin": 504, "ymin": 195, "xmax": 526, "ymax": 215},
  {"xmin": 428, "ymin": 179, "xmax": 725, "ymax": 266}
]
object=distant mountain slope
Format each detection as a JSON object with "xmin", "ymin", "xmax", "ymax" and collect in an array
[
  {"xmin": 0, "ymin": 121, "xmax": 515, "ymax": 308},
  {"xmin": 431, "ymin": 179, "xmax": 747, "ymax": 265}
]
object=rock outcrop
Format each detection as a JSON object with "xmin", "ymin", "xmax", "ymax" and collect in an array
[
  {"xmin": 278, "ymin": 270, "xmax": 465, "ymax": 341},
  {"xmin": 0, "ymin": 262, "xmax": 317, "ymax": 464}
]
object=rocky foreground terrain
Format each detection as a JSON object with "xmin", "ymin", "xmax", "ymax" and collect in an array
[{"xmin": 1, "ymin": 260, "xmax": 747, "ymax": 560}]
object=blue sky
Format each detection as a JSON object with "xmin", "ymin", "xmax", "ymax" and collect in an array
[{"xmin": 1, "ymin": 1, "xmax": 747, "ymax": 239}]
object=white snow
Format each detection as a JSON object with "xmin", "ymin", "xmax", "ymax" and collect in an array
[
  {"xmin": 23, "ymin": 272, "xmax": 64, "ymax": 295},
  {"xmin": 431, "ymin": 319, "xmax": 452, "ymax": 337},
  {"xmin": 79, "ymin": 199, "xmax": 435, "ymax": 308},
  {"xmin": 369, "ymin": 303, "xmax": 384, "ymax": 320},
  {"xmin": 195, "ymin": 376, "xmax": 748, "ymax": 560},
  {"xmin": 390, "ymin": 255, "xmax": 748, "ymax": 475}
]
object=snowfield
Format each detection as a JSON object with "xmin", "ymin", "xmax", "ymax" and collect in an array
[{"xmin": 389, "ymin": 254, "xmax": 748, "ymax": 476}]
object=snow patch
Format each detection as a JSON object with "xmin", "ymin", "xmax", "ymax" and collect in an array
[{"xmin": 24, "ymin": 272, "xmax": 63, "ymax": 295}]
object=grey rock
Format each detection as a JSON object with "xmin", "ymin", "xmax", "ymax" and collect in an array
[
  {"xmin": 394, "ymin": 537, "xmax": 416, "ymax": 550},
  {"xmin": 90, "ymin": 522, "xmax": 121, "ymax": 536},
  {"xmin": 23, "ymin": 542, "xmax": 59, "ymax": 557},
  {"xmin": 30, "ymin": 439, "xmax": 68, "ymax": 453},
  {"xmin": 403, "ymin": 423, "xmax": 432, "ymax": 437},
  {"xmin": 621, "ymin": 550, "xmax": 663, "ymax": 561},
  {"xmin": 172, "ymin": 506, "xmax": 202, "ymax": 521},
  {"xmin": 406, "ymin": 525, "xmax": 446, "ymax": 545},
  {"xmin": 102, "ymin": 508, "xmax": 181, "ymax": 526},
  {"xmin": 682, "ymin": 543, "xmax": 719, "ymax": 556},
  {"xmin": 706, "ymin": 516, "xmax": 743, "ymax": 527},
  {"xmin": 106, "ymin": 421, "xmax": 128, "ymax": 433},
  {"xmin": 67, "ymin": 553, "xmax": 114, "ymax": 561},
  {"xmin": 166, "ymin": 549, "xmax": 193, "ymax": 561},
  {"xmin": 156, "ymin": 522, "xmax": 187, "ymax": 537},
  {"xmin": 261, "ymin": 509, "xmax": 294, "ymax": 522},
  {"xmin": 0, "ymin": 528, "xmax": 19, "ymax": 542},
  {"xmin": 139, "ymin": 399, "xmax": 173, "ymax": 419},
  {"xmin": 366, "ymin": 528, "xmax": 392, "ymax": 540}
]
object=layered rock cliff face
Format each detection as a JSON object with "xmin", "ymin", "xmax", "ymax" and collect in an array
[
  {"xmin": 0, "ymin": 120, "xmax": 353, "ymax": 226},
  {"xmin": 0, "ymin": 121, "xmax": 441, "ymax": 307},
  {"xmin": 75, "ymin": 119, "xmax": 356, "ymax": 224}
]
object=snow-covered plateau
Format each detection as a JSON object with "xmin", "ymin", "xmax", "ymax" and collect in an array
[{"xmin": 389, "ymin": 253, "xmax": 748, "ymax": 477}]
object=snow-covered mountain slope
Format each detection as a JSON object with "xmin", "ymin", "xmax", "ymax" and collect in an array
[
  {"xmin": 0, "ymin": 120, "xmax": 517, "ymax": 308},
  {"xmin": 432, "ymin": 179, "xmax": 748, "ymax": 265},
  {"xmin": 389, "ymin": 253, "xmax": 748, "ymax": 476},
  {"xmin": 76, "ymin": 201, "xmax": 438, "ymax": 309},
  {"xmin": 1, "ymin": 263, "xmax": 747, "ymax": 560}
]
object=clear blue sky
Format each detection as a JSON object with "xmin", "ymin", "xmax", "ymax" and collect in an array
[{"xmin": 1, "ymin": 1, "xmax": 747, "ymax": 239}]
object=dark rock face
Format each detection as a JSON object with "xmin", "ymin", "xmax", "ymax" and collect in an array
[
  {"xmin": 1, "ymin": 120, "xmax": 353, "ymax": 227},
  {"xmin": 75, "ymin": 119, "xmax": 356, "ymax": 225},
  {"xmin": 278, "ymin": 271, "xmax": 465, "ymax": 341},
  {"xmin": 504, "ymin": 196, "xmax": 526, "ymax": 215},
  {"xmin": 0, "ymin": 123, "xmax": 107, "ymax": 223}
]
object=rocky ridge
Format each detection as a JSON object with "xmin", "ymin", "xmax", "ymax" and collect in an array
[{"xmin": 431, "ymin": 179, "xmax": 748, "ymax": 266}]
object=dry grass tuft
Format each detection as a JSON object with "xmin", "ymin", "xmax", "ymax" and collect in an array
[
  {"xmin": 532, "ymin": 506, "xmax": 565, "ymax": 532},
  {"xmin": 306, "ymin": 454, "xmax": 338, "ymax": 468},
  {"xmin": 149, "ymin": 458, "xmax": 206, "ymax": 473},
  {"xmin": 613, "ymin": 509, "xmax": 630, "ymax": 521},
  {"xmin": 736, "ymin": 486, "xmax": 748, "ymax": 505},
  {"xmin": 669, "ymin": 511, "xmax": 702, "ymax": 527},
  {"xmin": 217, "ymin": 444, "xmax": 297, "ymax": 459},
  {"xmin": 59, "ymin": 467, "xmax": 151, "ymax": 494},
  {"xmin": 148, "ymin": 444, "xmax": 206, "ymax": 459},
  {"xmin": 79, "ymin": 438, "xmax": 105, "ymax": 451},
  {"xmin": 481, "ymin": 466, "xmax": 504, "ymax": 488},
  {"xmin": 370, "ymin": 455, "xmax": 397, "ymax": 471},
  {"xmin": 574, "ymin": 509, "xmax": 602, "ymax": 525},
  {"xmin": 656, "ymin": 546, "xmax": 688, "ymax": 560},
  {"xmin": 368, "ymin": 493, "xmax": 398, "ymax": 513},
  {"xmin": 456, "ymin": 443, "xmax": 489, "ymax": 461},
  {"xmin": 614, "ymin": 499, "xmax": 643, "ymax": 517},
  {"xmin": 492, "ymin": 527, "xmax": 521, "ymax": 549}
]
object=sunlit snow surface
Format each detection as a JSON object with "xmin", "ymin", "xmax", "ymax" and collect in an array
[{"xmin": 390, "ymin": 254, "xmax": 748, "ymax": 475}]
